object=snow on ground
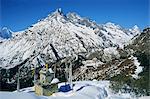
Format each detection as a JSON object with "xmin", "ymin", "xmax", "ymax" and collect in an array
[
  {"xmin": 0, "ymin": 80, "xmax": 137, "ymax": 99},
  {"xmin": 14, "ymin": 87, "xmax": 34, "ymax": 93},
  {"xmin": 103, "ymin": 47, "xmax": 120, "ymax": 62},
  {"xmin": 0, "ymin": 92, "xmax": 41, "ymax": 99},
  {"xmin": 139, "ymin": 96, "xmax": 150, "ymax": 99},
  {"xmin": 129, "ymin": 56, "xmax": 143, "ymax": 79}
]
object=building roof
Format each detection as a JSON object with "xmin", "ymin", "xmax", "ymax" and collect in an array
[
  {"xmin": 48, "ymin": 68, "xmax": 54, "ymax": 73},
  {"xmin": 51, "ymin": 78, "xmax": 59, "ymax": 84}
]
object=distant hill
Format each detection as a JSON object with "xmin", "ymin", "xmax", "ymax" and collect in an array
[{"xmin": 0, "ymin": 27, "xmax": 12, "ymax": 39}]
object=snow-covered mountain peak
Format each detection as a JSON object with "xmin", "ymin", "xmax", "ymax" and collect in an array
[
  {"xmin": 47, "ymin": 8, "xmax": 64, "ymax": 19},
  {"xmin": 2, "ymin": 27, "xmax": 9, "ymax": 30},
  {"xmin": 1, "ymin": 27, "xmax": 13, "ymax": 33},
  {"xmin": 132, "ymin": 25, "xmax": 139, "ymax": 30},
  {"xmin": 129, "ymin": 25, "xmax": 140, "ymax": 35},
  {"xmin": 104, "ymin": 22, "xmax": 122, "ymax": 29},
  {"xmin": 67, "ymin": 12, "xmax": 98, "ymax": 30},
  {"xmin": 0, "ymin": 9, "xmax": 142, "ymax": 68},
  {"xmin": 52, "ymin": 8, "xmax": 63, "ymax": 15},
  {"xmin": 0, "ymin": 27, "xmax": 13, "ymax": 39},
  {"xmin": 67, "ymin": 12, "xmax": 82, "ymax": 20}
]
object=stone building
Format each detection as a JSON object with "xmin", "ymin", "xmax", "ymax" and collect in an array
[{"xmin": 35, "ymin": 64, "xmax": 59, "ymax": 96}]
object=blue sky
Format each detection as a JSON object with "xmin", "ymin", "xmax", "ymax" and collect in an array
[{"xmin": 1, "ymin": 0, "xmax": 149, "ymax": 32}]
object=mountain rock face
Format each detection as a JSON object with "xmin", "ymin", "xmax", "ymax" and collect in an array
[
  {"xmin": 0, "ymin": 9, "xmax": 143, "ymax": 91},
  {"xmin": 110, "ymin": 28, "xmax": 149, "ymax": 96},
  {"xmin": 73, "ymin": 56, "xmax": 140, "ymax": 81},
  {"xmin": 126, "ymin": 27, "xmax": 150, "ymax": 79},
  {"xmin": 126, "ymin": 27, "xmax": 150, "ymax": 56},
  {"xmin": 125, "ymin": 27, "xmax": 149, "ymax": 76}
]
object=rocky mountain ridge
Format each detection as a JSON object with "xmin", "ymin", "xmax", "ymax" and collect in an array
[{"xmin": 0, "ymin": 9, "xmax": 140, "ymax": 69}]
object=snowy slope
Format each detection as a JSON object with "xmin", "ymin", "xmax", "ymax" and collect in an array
[
  {"xmin": 0, "ymin": 9, "xmax": 140, "ymax": 69},
  {"xmin": 0, "ymin": 81, "xmax": 136, "ymax": 99},
  {"xmin": 99, "ymin": 23, "xmax": 140, "ymax": 48}
]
